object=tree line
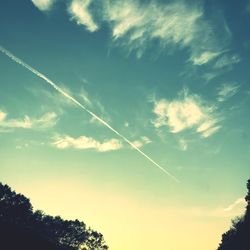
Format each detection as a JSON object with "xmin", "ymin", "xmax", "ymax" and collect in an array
[{"xmin": 0, "ymin": 182, "xmax": 108, "ymax": 250}]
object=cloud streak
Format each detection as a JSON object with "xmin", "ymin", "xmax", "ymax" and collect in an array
[{"xmin": 0, "ymin": 45, "xmax": 179, "ymax": 182}]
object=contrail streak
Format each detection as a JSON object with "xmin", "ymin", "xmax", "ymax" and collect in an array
[{"xmin": 0, "ymin": 45, "xmax": 180, "ymax": 183}]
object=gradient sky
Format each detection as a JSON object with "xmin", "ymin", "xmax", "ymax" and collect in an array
[{"xmin": 0, "ymin": 0, "xmax": 250, "ymax": 249}]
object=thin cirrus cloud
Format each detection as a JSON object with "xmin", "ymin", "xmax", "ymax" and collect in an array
[
  {"xmin": 0, "ymin": 110, "xmax": 57, "ymax": 129},
  {"xmin": 31, "ymin": 0, "xmax": 55, "ymax": 11},
  {"xmin": 52, "ymin": 135, "xmax": 122, "ymax": 152},
  {"xmin": 217, "ymin": 82, "xmax": 240, "ymax": 102},
  {"xmin": 31, "ymin": 0, "xmax": 229, "ymax": 64},
  {"xmin": 152, "ymin": 91, "xmax": 221, "ymax": 138}
]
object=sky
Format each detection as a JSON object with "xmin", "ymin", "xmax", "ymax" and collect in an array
[{"xmin": 0, "ymin": 0, "xmax": 250, "ymax": 249}]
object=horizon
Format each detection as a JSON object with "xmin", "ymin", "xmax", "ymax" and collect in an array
[{"xmin": 0, "ymin": 0, "xmax": 250, "ymax": 249}]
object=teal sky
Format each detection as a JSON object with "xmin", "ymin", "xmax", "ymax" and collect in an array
[{"xmin": 0, "ymin": 0, "xmax": 250, "ymax": 249}]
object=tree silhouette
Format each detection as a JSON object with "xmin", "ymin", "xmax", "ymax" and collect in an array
[
  {"xmin": 217, "ymin": 179, "xmax": 250, "ymax": 250},
  {"xmin": 0, "ymin": 182, "xmax": 108, "ymax": 250}
]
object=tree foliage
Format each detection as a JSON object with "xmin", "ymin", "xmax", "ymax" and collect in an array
[
  {"xmin": 217, "ymin": 179, "xmax": 250, "ymax": 250},
  {"xmin": 0, "ymin": 183, "xmax": 108, "ymax": 250}
]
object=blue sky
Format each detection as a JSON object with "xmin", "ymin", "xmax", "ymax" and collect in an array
[{"xmin": 0, "ymin": 0, "xmax": 250, "ymax": 249}]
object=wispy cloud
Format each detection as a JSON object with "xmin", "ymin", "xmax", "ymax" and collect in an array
[
  {"xmin": 153, "ymin": 90, "xmax": 220, "ymax": 138},
  {"xmin": 217, "ymin": 83, "xmax": 240, "ymax": 102},
  {"xmin": 192, "ymin": 51, "xmax": 220, "ymax": 66},
  {"xmin": 68, "ymin": 0, "xmax": 99, "ymax": 32},
  {"xmin": 223, "ymin": 198, "xmax": 246, "ymax": 212},
  {"xmin": 202, "ymin": 72, "xmax": 220, "ymax": 82},
  {"xmin": 103, "ymin": 0, "xmax": 211, "ymax": 60},
  {"xmin": 178, "ymin": 197, "xmax": 246, "ymax": 218},
  {"xmin": 0, "ymin": 110, "xmax": 57, "ymax": 129},
  {"xmin": 131, "ymin": 136, "xmax": 151, "ymax": 148},
  {"xmin": 79, "ymin": 89, "xmax": 112, "ymax": 125},
  {"xmin": 79, "ymin": 88, "xmax": 92, "ymax": 107},
  {"xmin": 210, "ymin": 197, "xmax": 246, "ymax": 218},
  {"xmin": 33, "ymin": 112, "xmax": 58, "ymax": 128},
  {"xmin": 214, "ymin": 53, "xmax": 241, "ymax": 69},
  {"xmin": 52, "ymin": 135, "xmax": 122, "ymax": 152},
  {"xmin": 31, "ymin": 0, "xmax": 55, "ymax": 11}
]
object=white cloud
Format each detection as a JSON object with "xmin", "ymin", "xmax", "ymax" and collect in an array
[
  {"xmin": 103, "ymin": 0, "xmax": 206, "ymax": 58},
  {"xmin": 217, "ymin": 83, "xmax": 240, "ymax": 102},
  {"xmin": 103, "ymin": 0, "xmax": 230, "ymax": 63},
  {"xmin": 131, "ymin": 136, "xmax": 151, "ymax": 148},
  {"xmin": 68, "ymin": 0, "xmax": 99, "ymax": 32},
  {"xmin": 52, "ymin": 135, "xmax": 122, "ymax": 152},
  {"xmin": 31, "ymin": 0, "xmax": 55, "ymax": 11},
  {"xmin": 0, "ymin": 110, "xmax": 57, "ymax": 129},
  {"xmin": 32, "ymin": 0, "xmax": 230, "ymax": 63},
  {"xmin": 153, "ymin": 91, "xmax": 220, "ymax": 138}
]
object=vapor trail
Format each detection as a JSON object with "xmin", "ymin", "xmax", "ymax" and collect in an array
[{"xmin": 0, "ymin": 45, "xmax": 180, "ymax": 182}]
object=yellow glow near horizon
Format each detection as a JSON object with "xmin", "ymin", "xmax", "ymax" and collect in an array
[{"xmin": 10, "ymin": 178, "xmax": 237, "ymax": 250}]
